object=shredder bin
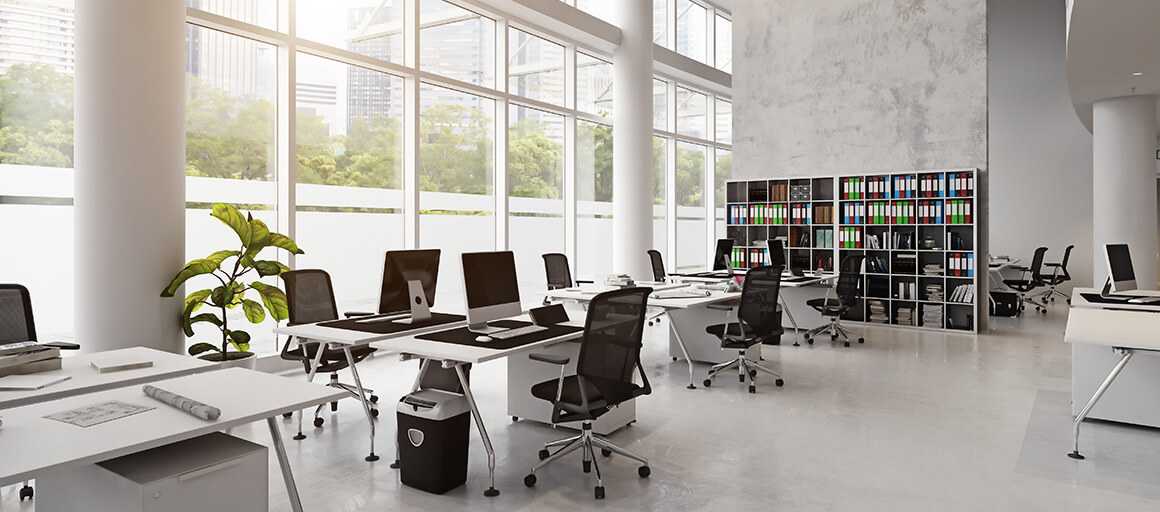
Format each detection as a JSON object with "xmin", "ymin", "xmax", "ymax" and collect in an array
[{"xmin": 396, "ymin": 388, "xmax": 471, "ymax": 494}]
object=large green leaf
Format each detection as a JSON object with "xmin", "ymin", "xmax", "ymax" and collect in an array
[
  {"xmin": 162, "ymin": 259, "xmax": 220, "ymax": 297},
  {"xmin": 211, "ymin": 204, "xmax": 251, "ymax": 246},
  {"xmin": 242, "ymin": 299, "xmax": 266, "ymax": 323},
  {"xmin": 205, "ymin": 250, "xmax": 239, "ymax": 267},
  {"xmin": 183, "ymin": 289, "xmax": 213, "ymax": 316},
  {"xmin": 265, "ymin": 233, "xmax": 304, "ymax": 255},
  {"xmin": 252, "ymin": 260, "xmax": 290, "ymax": 277},
  {"xmin": 187, "ymin": 342, "xmax": 220, "ymax": 356},
  {"xmin": 248, "ymin": 217, "xmax": 270, "ymax": 247},
  {"xmin": 228, "ymin": 330, "xmax": 251, "ymax": 353},
  {"xmin": 210, "ymin": 285, "xmax": 235, "ymax": 308},
  {"xmin": 183, "ymin": 312, "xmax": 222, "ymax": 338},
  {"xmin": 251, "ymin": 282, "xmax": 289, "ymax": 321}
]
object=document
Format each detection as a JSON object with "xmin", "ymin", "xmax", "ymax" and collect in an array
[
  {"xmin": 44, "ymin": 400, "xmax": 155, "ymax": 428},
  {"xmin": 0, "ymin": 374, "xmax": 71, "ymax": 391}
]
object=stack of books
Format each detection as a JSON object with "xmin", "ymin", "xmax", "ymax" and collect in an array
[
  {"xmin": 895, "ymin": 305, "xmax": 915, "ymax": 326},
  {"xmin": 921, "ymin": 304, "xmax": 944, "ymax": 328},
  {"xmin": 0, "ymin": 342, "xmax": 62, "ymax": 377},
  {"xmin": 922, "ymin": 263, "xmax": 944, "ymax": 276},
  {"xmin": 949, "ymin": 283, "xmax": 976, "ymax": 304},
  {"xmin": 868, "ymin": 300, "xmax": 889, "ymax": 323},
  {"xmin": 924, "ymin": 283, "xmax": 944, "ymax": 302}
]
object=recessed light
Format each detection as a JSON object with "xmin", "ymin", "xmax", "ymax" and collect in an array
[{"xmin": 1131, "ymin": 72, "xmax": 1144, "ymax": 77}]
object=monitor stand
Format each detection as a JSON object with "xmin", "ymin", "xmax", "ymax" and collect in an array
[
  {"xmin": 393, "ymin": 280, "xmax": 432, "ymax": 325},
  {"xmin": 468, "ymin": 322, "xmax": 507, "ymax": 334}
]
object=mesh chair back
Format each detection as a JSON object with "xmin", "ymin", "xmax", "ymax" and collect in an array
[
  {"xmin": 577, "ymin": 287, "xmax": 651, "ymax": 406},
  {"xmin": 1059, "ymin": 245, "xmax": 1074, "ymax": 279},
  {"xmin": 737, "ymin": 266, "xmax": 783, "ymax": 337},
  {"xmin": 281, "ymin": 270, "xmax": 339, "ymax": 326},
  {"xmin": 836, "ymin": 255, "xmax": 864, "ymax": 306},
  {"xmin": 0, "ymin": 284, "xmax": 35, "ymax": 343},
  {"xmin": 647, "ymin": 250, "xmax": 666, "ymax": 281},
  {"xmin": 542, "ymin": 253, "xmax": 574, "ymax": 290},
  {"xmin": 1028, "ymin": 247, "xmax": 1048, "ymax": 282}
]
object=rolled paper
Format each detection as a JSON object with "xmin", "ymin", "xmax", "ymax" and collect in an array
[{"xmin": 142, "ymin": 385, "xmax": 221, "ymax": 421}]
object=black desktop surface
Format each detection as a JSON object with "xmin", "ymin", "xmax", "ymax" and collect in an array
[
  {"xmin": 319, "ymin": 312, "xmax": 466, "ymax": 334},
  {"xmin": 416, "ymin": 320, "xmax": 584, "ymax": 350}
]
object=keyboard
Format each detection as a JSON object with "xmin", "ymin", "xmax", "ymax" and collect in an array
[{"xmin": 490, "ymin": 325, "xmax": 549, "ymax": 340}]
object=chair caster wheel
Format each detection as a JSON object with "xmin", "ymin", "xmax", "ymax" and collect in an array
[
  {"xmin": 858, "ymin": 337, "xmax": 865, "ymax": 344},
  {"xmin": 282, "ymin": 412, "xmax": 293, "ymax": 418},
  {"xmin": 749, "ymin": 370, "xmax": 757, "ymax": 378},
  {"xmin": 370, "ymin": 408, "xmax": 379, "ymax": 418},
  {"xmin": 512, "ymin": 416, "xmax": 519, "ymax": 422},
  {"xmin": 748, "ymin": 385, "xmax": 756, "ymax": 394},
  {"xmin": 19, "ymin": 485, "xmax": 33, "ymax": 501},
  {"xmin": 703, "ymin": 379, "xmax": 712, "ymax": 387},
  {"xmin": 672, "ymin": 357, "xmax": 678, "ymax": 361},
  {"xmin": 775, "ymin": 378, "xmax": 784, "ymax": 387},
  {"xmin": 538, "ymin": 449, "xmax": 550, "ymax": 460},
  {"xmin": 594, "ymin": 486, "xmax": 605, "ymax": 500},
  {"xmin": 524, "ymin": 474, "xmax": 537, "ymax": 487},
  {"xmin": 293, "ymin": 432, "xmax": 306, "ymax": 440},
  {"xmin": 638, "ymin": 465, "xmax": 651, "ymax": 478},
  {"xmin": 806, "ymin": 337, "xmax": 814, "ymax": 345},
  {"xmin": 583, "ymin": 460, "xmax": 591, "ymax": 473},
  {"xmin": 601, "ymin": 448, "xmax": 612, "ymax": 457},
  {"xmin": 370, "ymin": 395, "xmax": 379, "ymax": 404},
  {"xmin": 844, "ymin": 341, "xmax": 851, "ymax": 347},
  {"xmin": 831, "ymin": 335, "xmax": 838, "ymax": 341},
  {"xmin": 313, "ymin": 417, "xmax": 324, "ymax": 428}
]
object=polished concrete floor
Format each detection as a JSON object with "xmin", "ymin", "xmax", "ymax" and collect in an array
[{"xmin": 5, "ymin": 303, "xmax": 1160, "ymax": 511}]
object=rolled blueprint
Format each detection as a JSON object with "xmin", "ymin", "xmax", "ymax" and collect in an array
[{"xmin": 142, "ymin": 385, "xmax": 221, "ymax": 421}]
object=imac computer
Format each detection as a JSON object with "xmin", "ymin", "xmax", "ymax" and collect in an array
[
  {"xmin": 463, "ymin": 251, "xmax": 523, "ymax": 334},
  {"xmin": 358, "ymin": 249, "xmax": 440, "ymax": 324},
  {"xmin": 1104, "ymin": 243, "xmax": 1136, "ymax": 293},
  {"xmin": 711, "ymin": 238, "xmax": 736, "ymax": 272}
]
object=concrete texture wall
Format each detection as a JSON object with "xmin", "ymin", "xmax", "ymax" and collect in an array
[
  {"xmin": 988, "ymin": 0, "xmax": 1092, "ymax": 290},
  {"xmin": 732, "ymin": 0, "xmax": 988, "ymax": 178}
]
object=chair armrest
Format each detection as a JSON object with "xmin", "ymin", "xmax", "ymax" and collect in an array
[
  {"xmin": 42, "ymin": 341, "xmax": 80, "ymax": 350},
  {"xmin": 344, "ymin": 311, "xmax": 374, "ymax": 318},
  {"xmin": 1043, "ymin": 262, "xmax": 1062, "ymax": 268},
  {"xmin": 529, "ymin": 353, "xmax": 570, "ymax": 365}
]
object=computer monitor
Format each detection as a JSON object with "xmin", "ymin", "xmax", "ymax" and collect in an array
[
  {"xmin": 767, "ymin": 239, "xmax": 787, "ymax": 268},
  {"xmin": 1105, "ymin": 243, "xmax": 1136, "ymax": 293},
  {"xmin": 462, "ymin": 251, "xmax": 522, "ymax": 333},
  {"xmin": 711, "ymin": 239, "xmax": 736, "ymax": 271},
  {"xmin": 379, "ymin": 249, "xmax": 440, "ymax": 316}
]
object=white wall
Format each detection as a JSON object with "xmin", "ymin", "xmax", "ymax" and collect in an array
[{"xmin": 988, "ymin": 0, "xmax": 1093, "ymax": 288}]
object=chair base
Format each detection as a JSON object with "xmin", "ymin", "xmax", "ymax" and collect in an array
[
  {"xmin": 803, "ymin": 317, "xmax": 864, "ymax": 347},
  {"xmin": 524, "ymin": 423, "xmax": 650, "ymax": 499},
  {"xmin": 703, "ymin": 349, "xmax": 784, "ymax": 393}
]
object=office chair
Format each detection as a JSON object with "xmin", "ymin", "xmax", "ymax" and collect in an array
[
  {"xmin": 804, "ymin": 256, "xmax": 866, "ymax": 347},
  {"xmin": 702, "ymin": 266, "xmax": 786, "ymax": 393},
  {"xmin": 1003, "ymin": 247, "xmax": 1049, "ymax": 315},
  {"xmin": 280, "ymin": 270, "xmax": 379, "ymax": 440},
  {"xmin": 523, "ymin": 287, "xmax": 653, "ymax": 500},
  {"xmin": 542, "ymin": 253, "xmax": 593, "ymax": 305},
  {"xmin": 1, "ymin": 284, "xmax": 80, "ymax": 502},
  {"xmin": 647, "ymin": 249, "xmax": 667, "ymax": 281},
  {"xmin": 1038, "ymin": 244, "xmax": 1074, "ymax": 306}
]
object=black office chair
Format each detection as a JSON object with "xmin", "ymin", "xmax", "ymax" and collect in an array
[
  {"xmin": 804, "ymin": 256, "xmax": 865, "ymax": 347},
  {"xmin": 523, "ymin": 287, "xmax": 653, "ymax": 500},
  {"xmin": 1039, "ymin": 244, "xmax": 1074, "ymax": 306},
  {"xmin": 542, "ymin": 253, "xmax": 593, "ymax": 305},
  {"xmin": 702, "ymin": 266, "xmax": 786, "ymax": 393},
  {"xmin": 1004, "ymin": 247, "xmax": 1048, "ymax": 315},
  {"xmin": 647, "ymin": 249, "xmax": 667, "ymax": 281},
  {"xmin": 280, "ymin": 270, "xmax": 379, "ymax": 439},
  {"xmin": 1, "ymin": 284, "xmax": 79, "ymax": 502}
]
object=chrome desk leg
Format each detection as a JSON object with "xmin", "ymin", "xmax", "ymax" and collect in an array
[
  {"xmin": 455, "ymin": 363, "xmax": 500, "ymax": 497},
  {"xmin": 343, "ymin": 346, "xmax": 379, "ymax": 462},
  {"xmin": 268, "ymin": 417, "xmax": 304, "ymax": 512},
  {"xmin": 779, "ymin": 295, "xmax": 802, "ymax": 346},
  {"xmin": 1069, "ymin": 348, "xmax": 1134, "ymax": 460},
  {"xmin": 667, "ymin": 320, "xmax": 697, "ymax": 389},
  {"xmin": 296, "ymin": 340, "xmax": 327, "ymax": 440}
]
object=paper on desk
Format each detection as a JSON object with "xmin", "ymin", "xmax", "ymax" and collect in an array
[
  {"xmin": 44, "ymin": 400, "xmax": 155, "ymax": 428},
  {"xmin": 0, "ymin": 373, "xmax": 71, "ymax": 391}
]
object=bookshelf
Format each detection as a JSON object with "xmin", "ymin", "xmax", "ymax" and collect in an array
[{"xmin": 724, "ymin": 168, "xmax": 979, "ymax": 334}]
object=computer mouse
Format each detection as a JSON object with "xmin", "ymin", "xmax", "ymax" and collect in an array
[{"xmin": 475, "ymin": 335, "xmax": 493, "ymax": 343}]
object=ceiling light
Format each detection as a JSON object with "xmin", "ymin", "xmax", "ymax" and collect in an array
[{"xmin": 1131, "ymin": 72, "xmax": 1144, "ymax": 77}]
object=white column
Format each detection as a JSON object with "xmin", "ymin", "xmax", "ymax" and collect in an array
[
  {"xmin": 1091, "ymin": 95, "xmax": 1159, "ymax": 287},
  {"xmin": 612, "ymin": 0, "xmax": 654, "ymax": 280},
  {"xmin": 75, "ymin": 0, "xmax": 186, "ymax": 353}
]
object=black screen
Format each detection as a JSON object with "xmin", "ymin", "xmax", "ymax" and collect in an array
[
  {"xmin": 462, "ymin": 251, "xmax": 521, "ymax": 308},
  {"xmin": 379, "ymin": 250, "xmax": 440, "ymax": 314},
  {"xmin": 768, "ymin": 239, "xmax": 786, "ymax": 268},
  {"xmin": 1107, "ymin": 244, "xmax": 1136, "ymax": 283},
  {"xmin": 712, "ymin": 239, "xmax": 735, "ymax": 270}
]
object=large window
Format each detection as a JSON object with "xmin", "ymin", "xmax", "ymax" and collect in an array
[
  {"xmin": 653, "ymin": 137, "xmax": 668, "ymax": 255},
  {"xmin": 715, "ymin": 149, "xmax": 732, "ymax": 237},
  {"xmin": 676, "ymin": 86, "xmax": 707, "ymax": 138},
  {"xmin": 716, "ymin": 98, "xmax": 732, "ymax": 144},
  {"xmin": 576, "ymin": 52, "xmax": 613, "ymax": 118},
  {"xmin": 421, "ymin": 0, "xmax": 495, "ymax": 88},
  {"xmin": 294, "ymin": 53, "xmax": 405, "ymax": 313},
  {"xmin": 186, "ymin": 0, "xmax": 277, "ymax": 30},
  {"xmin": 296, "ymin": 0, "xmax": 404, "ymax": 65},
  {"xmin": 508, "ymin": 104, "xmax": 564, "ymax": 302},
  {"xmin": 676, "ymin": 142, "xmax": 707, "ymax": 271},
  {"xmin": 418, "ymin": 84, "xmax": 495, "ymax": 310},
  {"xmin": 509, "ymin": 28, "xmax": 565, "ymax": 107},
  {"xmin": 576, "ymin": 120, "xmax": 613, "ymax": 280},
  {"xmin": 676, "ymin": 0, "xmax": 707, "ymax": 64},
  {"xmin": 653, "ymin": 0, "xmax": 668, "ymax": 46},
  {"xmin": 653, "ymin": 79, "xmax": 668, "ymax": 130},
  {"xmin": 715, "ymin": 14, "xmax": 732, "ymax": 72}
]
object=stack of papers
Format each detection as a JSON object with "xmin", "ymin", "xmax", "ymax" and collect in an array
[
  {"xmin": 924, "ymin": 283, "xmax": 944, "ymax": 302},
  {"xmin": 922, "ymin": 264, "xmax": 944, "ymax": 276},
  {"xmin": 868, "ymin": 300, "xmax": 889, "ymax": 324},
  {"xmin": 895, "ymin": 305, "xmax": 915, "ymax": 326},
  {"xmin": 921, "ymin": 304, "xmax": 944, "ymax": 328},
  {"xmin": 0, "ymin": 344, "xmax": 61, "ymax": 377},
  {"xmin": 0, "ymin": 373, "xmax": 71, "ymax": 391}
]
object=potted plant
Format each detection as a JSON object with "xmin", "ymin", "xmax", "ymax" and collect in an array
[{"xmin": 161, "ymin": 204, "xmax": 303, "ymax": 368}]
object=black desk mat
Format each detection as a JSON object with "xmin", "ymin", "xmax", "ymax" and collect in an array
[
  {"xmin": 416, "ymin": 319, "xmax": 584, "ymax": 350},
  {"xmin": 317, "ymin": 312, "xmax": 466, "ymax": 334},
  {"xmin": 1079, "ymin": 293, "xmax": 1160, "ymax": 305}
]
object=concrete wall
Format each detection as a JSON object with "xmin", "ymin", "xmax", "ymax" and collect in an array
[
  {"xmin": 988, "ymin": 0, "xmax": 1092, "ymax": 288},
  {"xmin": 732, "ymin": 0, "xmax": 988, "ymax": 178}
]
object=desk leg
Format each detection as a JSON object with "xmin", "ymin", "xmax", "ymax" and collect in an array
[
  {"xmin": 455, "ymin": 364, "xmax": 499, "ymax": 497},
  {"xmin": 779, "ymin": 295, "xmax": 802, "ymax": 346},
  {"xmin": 668, "ymin": 321, "xmax": 697, "ymax": 389},
  {"xmin": 296, "ymin": 341, "xmax": 328, "ymax": 440},
  {"xmin": 1069, "ymin": 348, "xmax": 1134, "ymax": 460},
  {"xmin": 268, "ymin": 417, "xmax": 304, "ymax": 512},
  {"xmin": 342, "ymin": 346, "xmax": 379, "ymax": 462}
]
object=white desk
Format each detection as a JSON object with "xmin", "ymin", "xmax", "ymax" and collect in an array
[
  {"xmin": 0, "ymin": 346, "xmax": 216, "ymax": 410},
  {"xmin": 545, "ymin": 285, "xmax": 742, "ymax": 388},
  {"xmin": 1065, "ymin": 288, "xmax": 1160, "ymax": 459},
  {"xmin": 0, "ymin": 368, "xmax": 347, "ymax": 512},
  {"xmin": 273, "ymin": 313, "xmax": 466, "ymax": 462},
  {"xmin": 387, "ymin": 316, "xmax": 587, "ymax": 498}
]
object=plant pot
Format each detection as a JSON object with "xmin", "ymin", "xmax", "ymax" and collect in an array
[{"xmin": 198, "ymin": 351, "xmax": 257, "ymax": 370}]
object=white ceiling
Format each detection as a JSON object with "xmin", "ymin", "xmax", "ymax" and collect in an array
[{"xmin": 1066, "ymin": 0, "xmax": 1160, "ymax": 128}]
